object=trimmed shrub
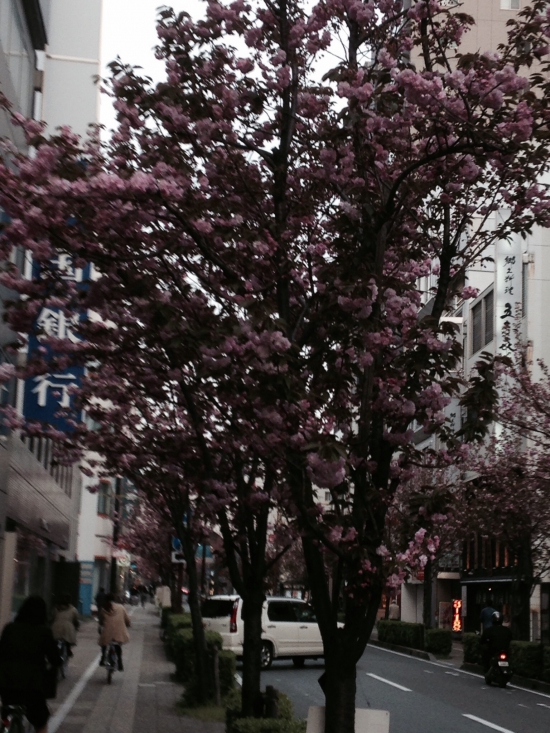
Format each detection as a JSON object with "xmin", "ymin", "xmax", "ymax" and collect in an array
[
  {"xmin": 173, "ymin": 628, "xmax": 223, "ymax": 681},
  {"xmin": 425, "ymin": 628, "xmax": 452, "ymax": 656},
  {"xmin": 167, "ymin": 613, "xmax": 193, "ymax": 632},
  {"xmin": 377, "ymin": 620, "xmax": 424, "ymax": 650},
  {"xmin": 226, "ymin": 689, "xmax": 296, "ymax": 733},
  {"xmin": 232, "ymin": 720, "xmax": 306, "ymax": 733},
  {"xmin": 219, "ymin": 649, "xmax": 237, "ymax": 695},
  {"xmin": 543, "ymin": 646, "xmax": 550, "ymax": 684},
  {"xmin": 510, "ymin": 641, "xmax": 543, "ymax": 681},
  {"xmin": 462, "ymin": 633, "xmax": 481, "ymax": 665},
  {"xmin": 166, "ymin": 613, "xmax": 193, "ymax": 650}
]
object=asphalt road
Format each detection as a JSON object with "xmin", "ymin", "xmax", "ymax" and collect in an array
[{"xmin": 257, "ymin": 645, "xmax": 550, "ymax": 733}]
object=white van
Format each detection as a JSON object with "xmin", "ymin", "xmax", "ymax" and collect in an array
[{"xmin": 201, "ymin": 595, "xmax": 325, "ymax": 669}]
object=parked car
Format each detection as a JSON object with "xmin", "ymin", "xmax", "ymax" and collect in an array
[{"xmin": 201, "ymin": 595, "xmax": 326, "ymax": 669}]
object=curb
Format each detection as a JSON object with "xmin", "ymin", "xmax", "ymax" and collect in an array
[{"xmin": 369, "ymin": 639, "xmax": 435, "ymax": 662}]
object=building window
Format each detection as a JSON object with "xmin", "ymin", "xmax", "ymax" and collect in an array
[
  {"xmin": 0, "ymin": 0, "xmax": 35, "ymax": 117},
  {"xmin": 500, "ymin": 0, "xmax": 519, "ymax": 8},
  {"xmin": 471, "ymin": 291, "xmax": 494, "ymax": 355},
  {"xmin": 521, "ymin": 262, "xmax": 529, "ymax": 318},
  {"xmin": 97, "ymin": 481, "xmax": 112, "ymax": 516}
]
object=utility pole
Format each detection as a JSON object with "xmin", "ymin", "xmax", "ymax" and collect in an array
[{"xmin": 110, "ymin": 477, "xmax": 121, "ymax": 595}]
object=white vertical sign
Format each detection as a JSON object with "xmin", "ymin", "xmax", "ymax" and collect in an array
[{"xmin": 495, "ymin": 211, "xmax": 523, "ymax": 353}]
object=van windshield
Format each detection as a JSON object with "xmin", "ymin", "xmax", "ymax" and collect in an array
[{"xmin": 201, "ymin": 599, "xmax": 235, "ymax": 618}]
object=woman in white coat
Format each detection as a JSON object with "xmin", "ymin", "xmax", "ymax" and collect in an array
[{"xmin": 98, "ymin": 594, "xmax": 130, "ymax": 670}]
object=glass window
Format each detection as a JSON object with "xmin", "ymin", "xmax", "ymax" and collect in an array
[
  {"xmin": 471, "ymin": 301, "xmax": 482, "ymax": 354},
  {"xmin": 0, "ymin": 0, "xmax": 34, "ymax": 117},
  {"xmin": 500, "ymin": 0, "xmax": 519, "ymax": 8},
  {"xmin": 201, "ymin": 599, "xmax": 235, "ymax": 618},
  {"xmin": 471, "ymin": 292, "xmax": 494, "ymax": 355},
  {"xmin": 294, "ymin": 603, "xmax": 317, "ymax": 622},
  {"xmin": 484, "ymin": 291, "xmax": 493, "ymax": 346},
  {"xmin": 97, "ymin": 482, "xmax": 112, "ymax": 516},
  {"xmin": 267, "ymin": 601, "xmax": 297, "ymax": 622},
  {"xmin": 522, "ymin": 262, "xmax": 528, "ymax": 317}
]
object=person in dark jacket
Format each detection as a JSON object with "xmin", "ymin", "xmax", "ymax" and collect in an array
[
  {"xmin": 480, "ymin": 611, "xmax": 513, "ymax": 672},
  {"xmin": 0, "ymin": 596, "xmax": 61, "ymax": 733}
]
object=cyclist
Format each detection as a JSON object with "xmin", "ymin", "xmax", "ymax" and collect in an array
[
  {"xmin": 0, "ymin": 596, "xmax": 61, "ymax": 733},
  {"xmin": 51, "ymin": 594, "xmax": 79, "ymax": 658},
  {"xmin": 98, "ymin": 594, "xmax": 130, "ymax": 670}
]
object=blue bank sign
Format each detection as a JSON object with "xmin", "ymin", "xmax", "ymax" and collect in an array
[{"xmin": 23, "ymin": 256, "xmax": 90, "ymax": 431}]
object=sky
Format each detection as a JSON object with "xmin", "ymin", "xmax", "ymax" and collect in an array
[{"xmin": 99, "ymin": 1, "xmax": 203, "ymax": 131}]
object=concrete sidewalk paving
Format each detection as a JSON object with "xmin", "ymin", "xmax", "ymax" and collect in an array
[{"xmin": 49, "ymin": 604, "xmax": 224, "ymax": 733}]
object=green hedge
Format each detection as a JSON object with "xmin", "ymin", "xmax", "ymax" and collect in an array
[
  {"xmin": 377, "ymin": 620, "xmax": 424, "ymax": 650},
  {"xmin": 166, "ymin": 612, "xmax": 193, "ymax": 649},
  {"xmin": 463, "ymin": 633, "xmax": 482, "ymax": 665},
  {"xmin": 543, "ymin": 646, "xmax": 550, "ymax": 683},
  {"xmin": 510, "ymin": 641, "xmax": 543, "ymax": 681},
  {"xmin": 173, "ymin": 628, "xmax": 223, "ymax": 681},
  {"xmin": 463, "ymin": 635, "xmax": 549, "ymax": 681},
  {"xmin": 226, "ymin": 689, "xmax": 296, "ymax": 733},
  {"xmin": 232, "ymin": 720, "xmax": 306, "ymax": 733},
  {"xmin": 219, "ymin": 650, "xmax": 237, "ymax": 696},
  {"xmin": 425, "ymin": 628, "xmax": 452, "ymax": 656}
]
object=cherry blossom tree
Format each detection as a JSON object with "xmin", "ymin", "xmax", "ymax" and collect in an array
[
  {"xmin": 121, "ymin": 491, "xmax": 174, "ymax": 585},
  {"xmin": 3, "ymin": 1, "xmax": 550, "ymax": 729}
]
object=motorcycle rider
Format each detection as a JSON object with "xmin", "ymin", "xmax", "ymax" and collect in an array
[{"xmin": 480, "ymin": 611, "xmax": 512, "ymax": 672}]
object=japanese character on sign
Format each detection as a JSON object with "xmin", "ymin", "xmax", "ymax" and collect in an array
[
  {"xmin": 31, "ymin": 373, "xmax": 77, "ymax": 408},
  {"xmin": 500, "ymin": 303, "xmax": 513, "ymax": 319},
  {"xmin": 36, "ymin": 308, "xmax": 80, "ymax": 343},
  {"xmin": 50, "ymin": 254, "xmax": 82, "ymax": 282}
]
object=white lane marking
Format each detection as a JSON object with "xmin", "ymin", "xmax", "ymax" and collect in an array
[
  {"xmin": 445, "ymin": 671, "xmax": 460, "ymax": 677},
  {"xmin": 49, "ymin": 655, "xmax": 101, "ymax": 733},
  {"xmin": 517, "ymin": 704, "xmax": 529, "ymax": 708},
  {"xmin": 366, "ymin": 673, "xmax": 412, "ymax": 692},
  {"xmin": 463, "ymin": 714, "xmax": 515, "ymax": 732},
  {"xmin": 424, "ymin": 670, "xmax": 434, "ymax": 674},
  {"xmin": 537, "ymin": 703, "xmax": 550, "ymax": 709},
  {"xmin": 368, "ymin": 644, "xmax": 550, "ymax": 700}
]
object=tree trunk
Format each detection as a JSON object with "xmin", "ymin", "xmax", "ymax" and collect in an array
[
  {"xmin": 181, "ymin": 531, "xmax": 211, "ymax": 704},
  {"xmin": 173, "ymin": 563, "xmax": 184, "ymax": 613},
  {"xmin": 423, "ymin": 558, "xmax": 433, "ymax": 629},
  {"xmin": 323, "ymin": 646, "xmax": 357, "ymax": 733},
  {"xmin": 240, "ymin": 589, "xmax": 266, "ymax": 717}
]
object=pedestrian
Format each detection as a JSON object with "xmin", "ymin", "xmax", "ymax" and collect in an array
[
  {"xmin": 98, "ymin": 593, "xmax": 131, "ymax": 671},
  {"xmin": 0, "ymin": 596, "xmax": 61, "ymax": 733},
  {"xmin": 388, "ymin": 599, "xmax": 400, "ymax": 621},
  {"xmin": 480, "ymin": 599, "xmax": 497, "ymax": 631},
  {"xmin": 138, "ymin": 584, "xmax": 148, "ymax": 607},
  {"xmin": 95, "ymin": 586, "xmax": 106, "ymax": 614},
  {"xmin": 51, "ymin": 593, "xmax": 79, "ymax": 657}
]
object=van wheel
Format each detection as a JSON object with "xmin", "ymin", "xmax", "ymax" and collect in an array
[
  {"xmin": 292, "ymin": 657, "xmax": 305, "ymax": 668},
  {"xmin": 261, "ymin": 642, "xmax": 273, "ymax": 670}
]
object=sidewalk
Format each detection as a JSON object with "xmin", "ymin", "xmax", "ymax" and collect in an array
[{"xmin": 49, "ymin": 604, "xmax": 224, "ymax": 733}]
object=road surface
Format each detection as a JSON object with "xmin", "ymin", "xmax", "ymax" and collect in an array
[{"xmin": 259, "ymin": 644, "xmax": 550, "ymax": 733}]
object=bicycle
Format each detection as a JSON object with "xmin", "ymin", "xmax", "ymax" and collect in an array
[
  {"xmin": 104, "ymin": 642, "xmax": 121, "ymax": 684},
  {"xmin": 0, "ymin": 705, "xmax": 29, "ymax": 733},
  {"xmin": 56, "ymin": 640, "xmax": 69, "ymax": 680}
]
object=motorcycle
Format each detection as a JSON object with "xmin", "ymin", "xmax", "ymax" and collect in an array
[{"xmin": 485, "ymin": 650, "xmax": 513, "ymax": 688}]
